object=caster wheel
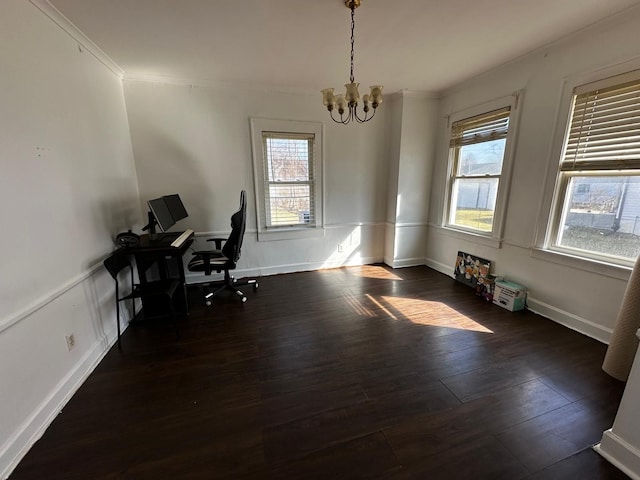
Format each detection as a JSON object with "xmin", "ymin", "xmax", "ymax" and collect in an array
[
  {"xmin": 253, "ymin": 282, "xmax": 259, "ymax": 291},
  {"xmin": 205, "ymin": 300, "xmax": 212, "ymax": 307},
  {"xmin": 241, "ymin": 296, "xmax": 247, "ymax": 303}
]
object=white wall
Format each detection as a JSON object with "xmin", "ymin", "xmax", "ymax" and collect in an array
[
  {"xmin": 0, "ymin": 1, "xmax": 138, "ymax": 477},
  {"xmin": 384, "ymin": 94, "xmax": 403, "ymax": 265},
  {"xmin": 426, "ymin": 6, "xmax": 640, "ymax": 342},
  {"xmin": 385, "ymin": 92, "xmax": 438, "ymax": 267},
  {"xmin": 123, "ymin": 80, "xmax": 390, "ymax": 278}
]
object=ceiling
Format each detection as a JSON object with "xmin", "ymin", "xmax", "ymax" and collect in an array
[{"xmin": 48, "ymin": 0, "xmax": 640, "ymax": 94}]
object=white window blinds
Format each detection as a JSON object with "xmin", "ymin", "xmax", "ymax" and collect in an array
[
  {"xmin": 562, "ymin": 72, "xmax": 640, "ymax": 171},
  {"xmin": 450, "ymin": 107, "xmax": 511, "ymax": 149},
  {"xmin": 261, "ymin": 132, "xmax": 316, "ymax": 228}
]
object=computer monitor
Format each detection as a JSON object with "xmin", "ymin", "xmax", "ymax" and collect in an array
[
  {"xmin": 147, "ymin": 197, "xmax": 176, "ymax": 232},
  {"xmin": 144, "ymin": 194, "xmax": 189, "ymax": 236},
  {"xmin": 162, "ymin": 194, "xmax": 188, "ymax": 223}
]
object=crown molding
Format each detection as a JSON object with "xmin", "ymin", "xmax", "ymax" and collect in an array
[
  {"xmin": 28, "ymin": 0, "xmax": 124, "ymax": 79},
  {"xmin": 124, "ymin": 72, "xmax": 325, "ymax": 97},
  {"xmin": 399, "ymin": 89, "xmax": 440, "ymax": 99},
  {"xmin": 386, "ymin": 89, "xmax": 440, "ymax": 102},
  {"xmin": 124, "ymin": 73, "xmax": 433, "ymax": 102}
]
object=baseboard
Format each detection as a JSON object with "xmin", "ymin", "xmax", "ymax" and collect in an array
[
  {"xmin": 425, "ymin": 257, "xmax": 455, "ymax": 278},
  {"xmin": 185, "ymin": 257, "xmax": 384, "ymax": 283},
  {"xmin": 0, "ymin": 328, "xmax": 118, "ymax": 480},
  {"xmin": 526, "ymin": 297, "xmax": 612, "ymax": 344},
  {"xmin": 595, "ymin": 430, "xmax": 640, "ymax": 480},
  {"xmin": 424, "ymin": 256, "xmax": 611, "ymax": 344},
  {"xmin": 258, "ymin": 257, "xmax": 384, "ymax": 276},
  {"xmin": 383, "ymin": 257, "xmax": 427, "ymax": 269}
]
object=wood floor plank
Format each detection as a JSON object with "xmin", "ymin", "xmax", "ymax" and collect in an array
[
  {"xmin": 9, "ymin": 265, "xmax": 628, "ymax": 480},
  {"xmin": 384, "ymin": 378, "xmax": 572, "ymax": 465},
  {"xmin": 267, "ymin": 431, "xmax": 400, "ymax": 480},
  {"xmin": 525, "ymin": 447, "xmax": 631, "ymax": 480},
  {"xmin": 495, "ymin": 399, "xmax": 618, "ymax": 473},
  {"xmin": 394, "ymin": 434, "xmax": 530, "ymax": 480}
]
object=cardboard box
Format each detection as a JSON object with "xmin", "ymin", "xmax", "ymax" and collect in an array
[{"xmin": 493, "ymin": 280, "xmax": 526, "ymax": 312}]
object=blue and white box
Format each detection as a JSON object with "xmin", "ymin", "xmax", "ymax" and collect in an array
[{"xmin": 493, "ymin": 280, "xmax": 526, "ymax": 312}]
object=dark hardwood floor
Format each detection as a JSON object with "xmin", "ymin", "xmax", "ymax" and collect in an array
[{"xmin": 10, "ymin": 265, "xmax": 629, "ymax": 479}]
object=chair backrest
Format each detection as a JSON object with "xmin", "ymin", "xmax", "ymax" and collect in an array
[{"xmin": 222, "ymin": 190, "xmax": 247, "ymax": 265}]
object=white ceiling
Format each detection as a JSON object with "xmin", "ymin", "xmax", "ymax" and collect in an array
[{"xmin": 48, "ymin": 0, "xmax": 640, "ymax": 94}]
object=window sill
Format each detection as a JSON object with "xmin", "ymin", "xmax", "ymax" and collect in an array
[
  {"xmin": 433, "ymin": 225, "xmax": 502, "ymax": 249},
  {"xmin": 257, "ymin": 226, "xmax": 325, "ymax": 242},
  {"xmin": 530, "ymin": 247, "xmax": 632, "ymax": 281}
]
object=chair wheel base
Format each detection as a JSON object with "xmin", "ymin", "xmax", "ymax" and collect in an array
[{"xmin": 199, "ymin": 276, "xmax": 257, "ymax": 306}]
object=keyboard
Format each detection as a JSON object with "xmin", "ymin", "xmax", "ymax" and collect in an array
[{"xmin": 171, "ymin": 229, "xmax": 194, "ymax": 248}]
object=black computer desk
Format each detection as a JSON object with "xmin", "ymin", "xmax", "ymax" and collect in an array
[{"xmin": 122, "ymin": 231, "xmax": 194, "ymax": 318}]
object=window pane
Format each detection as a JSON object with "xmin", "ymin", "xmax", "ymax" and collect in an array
[
  {"xmin": 266, "ymin": 138, "xmax": 310, "ymax": 182},
  {"xmin": 457, "ymin": 139, "xmax": 505, "ymax": 176},
  {"xmin": 268, "ymin": 184, "xmax": 311, "ymax": 226},
  {"xmin": 450, "ymin": 178, "xmax": 499, "ymax": 232},
  {"xmin": 556, "ymin": 175, "xmax": 640, "ymax": 260}
]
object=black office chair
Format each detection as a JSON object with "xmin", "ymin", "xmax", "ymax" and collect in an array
[
  {"xmin": 188, "ymin": 190, "xmax": 258, "ymax": 305},
  {"xmin": 104, "ymin": 251, "xmax": 181, "ymax": 350}
]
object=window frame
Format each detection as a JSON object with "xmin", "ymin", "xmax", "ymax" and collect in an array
[
  {"xmin": 250, "ymin": 118, "xmax": 324, "ymax": 242},
  {"xmin": 442, "ymin": 94, "xmax": 521, "ymax": 247},
  {"xmin": 535, "ymin": 66, "xmax": 640, "ymax": 272}
]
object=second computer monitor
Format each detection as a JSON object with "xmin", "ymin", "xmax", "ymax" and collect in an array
[
  {"xmin": 148, "ymin": 197, "xmax": 175, "ymax": 232},
  {"xmin": 147, "ymin": 194, "xmax": 189, "ymax": 232},
  {"xmin": 163, "ymin": 194, "xmax": 188, "ymax": 222}
]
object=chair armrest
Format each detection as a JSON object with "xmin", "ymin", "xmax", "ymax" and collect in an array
[{"xmin": 205, "ymin": 238, "xmax": 225, "ymax": 249}]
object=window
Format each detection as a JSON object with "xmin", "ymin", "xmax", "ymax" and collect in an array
[
  {"xmin": 250, "ymin": 118, "xmax": 323, "ymax": 241},
  {"xmin": 444, "ymin": 95, "xmax": 519, "ymax": 243},
  {"xmin": 547, "ymin": 70, "xmax": 640, "ymax": 265},
  {"xmin": 262, "ymin": 132, "xmax": 315, "ymax": 227}
]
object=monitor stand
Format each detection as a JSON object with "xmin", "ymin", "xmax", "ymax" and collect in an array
[
  {"xmin": 142, "ymin": 212, "xmax": 183, "ymax": 244},
  {"xmin": 142, "ymin": 211, "xmax": 159, "ymax": 241}
]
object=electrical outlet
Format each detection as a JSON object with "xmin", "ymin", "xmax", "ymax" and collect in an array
[{"xmin": 65, "ymin": 334, "xmax": 75, "ymax": 351}]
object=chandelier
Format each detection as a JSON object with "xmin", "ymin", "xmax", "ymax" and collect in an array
[{"xmin": 321, "ymin": 0, "xmax": 383, "ymax": 124}]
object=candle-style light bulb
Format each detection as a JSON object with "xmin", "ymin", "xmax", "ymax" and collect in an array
[
  {"xmin": 335, "ymin": 94, "xmax": 347, "ymax": 115},
  {"xmin": 321, "ymin": 88, "xmax": 336, "ymax": 111},
  {"xmin": 369, "ymin": 85, "xmax": 383, "ymax": 107}
]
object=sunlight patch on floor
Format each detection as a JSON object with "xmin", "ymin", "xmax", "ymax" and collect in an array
[
  {"xmin": 367, "ymin": 294, "xmax": 493, "ymax": 333},
  {"xmin": 351, "ymin": 265, "xmax": 403, "ymax": 281},
  {"xmin": 343, "ymin": 291, "xmax": 376, "ymax": 318}
]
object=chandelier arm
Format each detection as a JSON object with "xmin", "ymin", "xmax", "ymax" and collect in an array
[
  {"xmin": 330, "ymin": 109, "xmax": 350, "ymax": 125},
  {"xmin": 330, "ymin": 104, "xmax": 381, "ymax": 125},
  {"xmin": 353, "ymin": 107, "xmax": 366, "ymax": 123},
  {"xmin": 345, "ymin": 106, "xmax": 354, "ymax": 124},
  {"xmin": 353, "ymin": 105, "xmax": 376, "ymax": 123}
]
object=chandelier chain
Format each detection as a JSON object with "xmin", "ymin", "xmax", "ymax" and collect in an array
[{"xmin": 349, "ymin": 5, "xmax": 355, "ymax": 84}]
